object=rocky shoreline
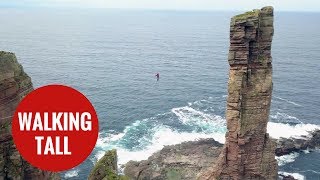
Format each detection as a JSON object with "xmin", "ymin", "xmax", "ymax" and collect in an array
[
  {"xmin": 86, "ymin": 125, "xmax": 320, "ymax": 180},
  {"xmin": 276, "ymin": 129, "xmax": 320, "ymax": 156},
  {"xmin": 113, "ymin": 129, "xmax": 318, "ymax": 180},
  {"xmin": 89, "ymin": 128, "xmax": 320, "ymax": 180}
]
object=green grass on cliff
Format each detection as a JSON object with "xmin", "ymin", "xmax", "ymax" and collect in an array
[
  {"xmin": 231, "ymin": 9, "xmax": 260, "ymax": 24},
  {"xmin": 89, "ymin": 149, "xmax": 129, "ymax": 180},
  {"xmin": 166, "ymin": 169, "xmax": 182, "ymax": 180}
]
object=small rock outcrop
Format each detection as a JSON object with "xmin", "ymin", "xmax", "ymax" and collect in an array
[
  {"xmin": 201, "ymin": 6, "xmax": 277, "ymax": 179},
  {"xmin": 89, "ymin": 149, "xmax": 128, "ymax": 180},
  {"xmin": 124, "ymin": 139, "xmax": 223, "ymax": 180},
  {"xmin": 276, "ymin": 129, "xmax": 320, "ymax": 156},
  {"xmin": 0, "ymin": 51, "xmax": 59, "ymax": 179},
  {"xmin": 279, "ymin": 174, "xmax": 297, "ymax": 180}
]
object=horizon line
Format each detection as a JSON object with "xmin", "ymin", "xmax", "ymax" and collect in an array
[{"xmin": 0, "ymin": 5, "xmax": 319, "ymax": 13}]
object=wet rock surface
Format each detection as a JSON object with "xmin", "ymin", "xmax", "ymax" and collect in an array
[
  {"xmin": 279, "ymin": 174, "xmax": 297, "ymax": 180},
  {"xmin": 124, "ymin": 139, "xmax": 223, "ymax": 180},
  {"xmin": 276, "ymin": 129, "xmax": 320, "ymax": 156}
]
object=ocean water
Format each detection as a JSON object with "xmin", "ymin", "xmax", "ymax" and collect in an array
[{"xmin": 0, "ymin": 8, "xmax": 320, "ymax": 179}]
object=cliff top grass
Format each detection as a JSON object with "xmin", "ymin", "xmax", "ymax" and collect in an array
[
  {"xmin": 89, "ymin": 149, "xmax": 117, "ymax": 176},
  {"xmin": 89, "ymin": 149, "xmax": 129, "ymax": 180},
  {"xmin": 0, "ymin": 51, "xmax": 26, "ymax": 82},
  {"xmin": 231, "ymin": 9, "xmax": 260, "ymax": 25},
  {"xmin": 0, "ymin": 51, "xmax": 19, "ymax": 72}
]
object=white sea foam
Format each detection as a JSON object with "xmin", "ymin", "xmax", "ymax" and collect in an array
[
  {"xmin": 171, "ymin": 106, "xmax": 225, "ymax": 126},
  {"xmin": 64, "ymin": 169, "xmax": 79, "ymax": 178},
  {"xmin": 276, "ymin": 152, "xmax": 300, "ymax": 166},
  {"xmin": 279, "ymin": 171, "xmax": 305, "ymax": 180},
  {"xmin": 94, "ymin": 99, "xmax": 319, "ymax": 172},
  {"xmin": 123, "ymin": 126, "xmax": 223, "ymax": 163},
  {"xmin": 94, "ymin": 104, "xmax": 227, "ymax": 166},
  {"xmin": 95, "ymin": 123, "xmax": 320, "ymax": 170},
  {"xmin": 95, "ymin": 117, "xmax": 319, "ymax": 167},
  {"xmin": 274, "ymin": 96, "xmax": 302, "ymax": 107},
  {"xmin": 302, "ymin": 149, "xmax": 311, "ymax": 154},
  {"xmin": 268, "ymin": 122, "xmax": 320, "ymax": 139},
  {"xmin": 95, "ymin": 125, "xmax": 226, "ymax": 166},
  {"xmin": 270, "ymin": 112, "xmax": 302, "ymax": 123},
  {"xmin": 302, "ymin": 169, "xmax": 320, "ymax": 175},
  {"xmin": 96, "ymin": 120, "xmax": 145, "ymax": 148},
  {"xmin": 95, "ymin": 120, "xmax": 319, "ymax": 168}
]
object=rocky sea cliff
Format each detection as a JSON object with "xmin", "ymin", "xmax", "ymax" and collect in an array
[{"xmin": 0, "ymin": 51, "xmax": 59, "ymax": 179}]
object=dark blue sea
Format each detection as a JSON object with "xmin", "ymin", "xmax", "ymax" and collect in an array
[{"xmin": 0, "ymin": 8, "xmax": 319, "ymax": 179}]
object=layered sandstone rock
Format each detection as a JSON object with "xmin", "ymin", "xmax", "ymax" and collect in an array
[
  {"xmin": 201, "ymin": 6, "xmax": 278, "ymax": 179},
  {"xmin": 0, "ymin": 51, "xmax": 59, "ymax": 179}
]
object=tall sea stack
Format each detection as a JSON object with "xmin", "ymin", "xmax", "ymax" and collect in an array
[
  {"xmin": 0, "ymin": 51, "xmax": 59, "ymax": 179},
  {"xmin": 202, "ymin": 6, "xmax": 278, "ymax": 179}
]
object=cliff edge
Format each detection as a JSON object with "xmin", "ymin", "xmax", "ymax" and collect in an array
[
  {"xmin": 89, "ymin": 149, "xmax": 129, "ymax": 180},
  {"xmin": 201, "ymin": 6, "xmax": 278, "ymax": 179},
  {"xmin": 0, "ymin": 51, "xmax": 59, "ymax": 179}
]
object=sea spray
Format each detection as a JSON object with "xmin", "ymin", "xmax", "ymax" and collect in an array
[{"xmin": 94, "ymin": 98, "xmax": 320, "ymax": 168}]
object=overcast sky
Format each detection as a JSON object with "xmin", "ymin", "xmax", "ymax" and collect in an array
[{"xmin": 1, "ymin": 0, "xmax": 319, "ymax": 12}]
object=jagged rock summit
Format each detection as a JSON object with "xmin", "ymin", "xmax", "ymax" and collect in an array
[
  {"xmin": 0, "ymin": 51, "xmax": 59, "ymax": 179},
  {"xmin": 201, "ymin": 6, "xmax": 277, "ymax": 180}
]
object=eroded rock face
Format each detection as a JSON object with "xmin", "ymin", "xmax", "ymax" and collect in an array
[
  {"xmin": 124, "ymin": 139, "xmax": 223, "ymax": 180},
  {"xmin": 201, "ymin": 7, "xmax": 278, "ymax": 180},
  {"xmin": 0, "ymin": 51, "xmax": 59, "ymax": 179}
]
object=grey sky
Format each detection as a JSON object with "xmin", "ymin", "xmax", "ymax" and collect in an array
[{"xmin": 2, "ymin": 0, "xmax": 320, "ymax": 11}]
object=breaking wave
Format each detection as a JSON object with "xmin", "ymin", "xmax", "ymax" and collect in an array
[
  {"xmin": 279, "ymin": 171, "xmax": 305, "ymax": 180},
  {"xmin": 94, "ymin": 97, "xmax": 320, "ymax": 169},
  {"xmin": 276, "ymin": 152, "xmax": 300, "ymax": 166},
  {"xmin": 94, "ymin": 99, "xmax": 227, "ymax": 166},
  {"xmin": 268, "ymin": 123, "xmax": 319, "ymax": 139},
  {"xmin": 64, "ymin": 169, "xmax": 79, "ymax": 178},
  {"xmin": 274, "ymin": 96, "xmax": 302, "ymax": 107},
  {"xmin": 270, "ymin": 112, "xmax": 303, "ymax": 124}
]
